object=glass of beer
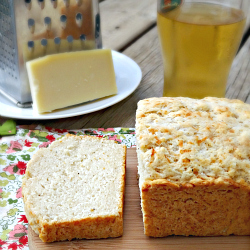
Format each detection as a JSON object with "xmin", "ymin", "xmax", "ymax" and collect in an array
[{"xmin": 157, "ymin": 0, "xmax": 247, "ymax": 98}]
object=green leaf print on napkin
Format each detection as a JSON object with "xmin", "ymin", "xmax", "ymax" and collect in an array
[
  {"xmin": 0, "ymin": 172, "xmax": 16, "ymax": 180},
  {"xmin": 0, "ymin": 120, "xmax": 17, "ymax": 136},
  {"xmin": 0, "ymin": 158, "xmax": 6, "ymax": 165},
  {"xmin": 0, "ymin": 229, "xmax": 11, "ymax": 241}
]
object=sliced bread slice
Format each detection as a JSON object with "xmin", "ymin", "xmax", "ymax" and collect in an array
[{"xmin": 22, "ymin": 134, "xmax": 126, "ymax": 242}]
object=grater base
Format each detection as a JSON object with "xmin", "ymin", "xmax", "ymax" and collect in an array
[{"xmin": 0, "ymin": 90, "xmax": 32, "ymax": 108}]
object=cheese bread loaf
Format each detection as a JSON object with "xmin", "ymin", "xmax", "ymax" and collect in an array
[
  {"xmin": 136, "ymin": 97, "xmax": 250, "ymax": 237},
  {"xmin": 22, "ymin": 134, "xmax": 126, "ymax": 242}
]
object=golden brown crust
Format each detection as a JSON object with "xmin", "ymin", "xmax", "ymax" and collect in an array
[
  {"xmin": 136, "ymin": 97, "xmax": 250, "ymax": 185},
  {"xmin": 141, "ymin": 180, "xmax": 250, "ymax": 237},
  {"xmin": 39, "ymin": 215, "xmax": 123, "ymax": 242}
]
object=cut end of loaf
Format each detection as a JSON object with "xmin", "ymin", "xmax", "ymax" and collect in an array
[{"xmin": 22, "ymin": 134, "xmax": 126, "ymax": 242}]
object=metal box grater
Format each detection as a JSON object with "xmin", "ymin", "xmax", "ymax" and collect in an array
[{"xmin": 0, "ymin": 0, "xmax": 102, "ymax": 107}]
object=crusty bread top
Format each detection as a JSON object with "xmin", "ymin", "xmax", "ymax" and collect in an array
[
  {"xmin": 22, "ymin": 134, "xmax": 126, "ymax": 224},
  {"xmin": 136, "ymin": 97, "xmax": 250, "ymax": 187}
]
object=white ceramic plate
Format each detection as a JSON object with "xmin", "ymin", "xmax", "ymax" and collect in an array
[{"xmin": 0, "ymin": 51, "xmax": 142, "ymax": 120}]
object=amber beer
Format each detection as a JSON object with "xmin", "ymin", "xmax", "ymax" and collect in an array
[{"xmin": 157, "ymin": 2, "xmax": 246, "ymax": 98}]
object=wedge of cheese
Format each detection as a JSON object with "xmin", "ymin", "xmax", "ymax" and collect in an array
[{"xmin": 26, "ymin": 49, "xmax": 117, "ymax": 113}]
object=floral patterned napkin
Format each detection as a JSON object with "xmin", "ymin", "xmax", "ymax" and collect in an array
[{"xmin": 0, "ymin": 126, "xmax": 136, "ymax": 250}]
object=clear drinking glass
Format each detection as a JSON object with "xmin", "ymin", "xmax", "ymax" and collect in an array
[{"xmin": 157, "ymin": 0, "xmax": 247, "ymax": 98}]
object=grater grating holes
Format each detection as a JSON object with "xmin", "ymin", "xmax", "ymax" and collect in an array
[
  {"xmin": 60, "ymin": 14, "xmax": 67, "ymax": 29},
  {"xmin": 0, "ymin": 0, "xmax": 18, "ymax": 80},
  {"xmin": 64, "ymin": 0, "xmax": 70, "ymax": 8},
  {"xmin": 24, "ymin": 0, "xmax": 32, "ymax": 10},
  {"xmin": 41, "ymin": 38, "xmax": 48, "ymax": 47},
  {"xmin": 51, "ymin": 0, "xmax": 58, "ymax": 8},
  {"xmin": 28, "ymin": 18, "xmax": 35, "ymax": 33},
  {"xmin": 76, "ymin": 13, "xmax": 83, "ymax": 27},
  {"xmin": 27, "ymin": 41, "xmax": 35, "ymax": 51},
  {"xmin": 80, "ymin": 34, "xmax": 86, "ymax": 41},
  {"xmin": 44, "ymin": 16, "xmax": 51, "ymax": 31},
  {"xmin": 54, "ymin": 37, "xmax": 61, "ymax": 44},
  {"xmin": 38, "ymin": 0, "xmax": 45, "ymax": 10},
  {"xmin": 67, "ymin": 35, "xmax": 73, "ymax": 42}
]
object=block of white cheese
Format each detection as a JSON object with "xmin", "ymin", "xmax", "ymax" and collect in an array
[{"xmin": 26, "ymin": 49, "xmax": 117, "ymax": 113}]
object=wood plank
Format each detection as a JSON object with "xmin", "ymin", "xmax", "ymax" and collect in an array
[
  {"xmin": 100, "ymin": 0, "xmax": 156, "ymax": 51},
  {"xmin": 28, "ymin": 148, "xmax": 250, "ymax": 250},
  {"xmin": 226, "ymin": 36, "xmax": 250, "ymax": 103}
]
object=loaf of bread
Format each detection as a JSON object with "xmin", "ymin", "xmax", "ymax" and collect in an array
[
  {"xmin": 22, "ymin": 134, "xmax": 126, "ymax": 242},
  {"xmin": 136, "ymin": 97, "xmax": 250, "ymax": 237}
]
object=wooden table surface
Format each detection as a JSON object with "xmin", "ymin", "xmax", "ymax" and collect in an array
[{"xmin": 0, "ymin": 0, "xmax": 250, "ymax": 129}]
